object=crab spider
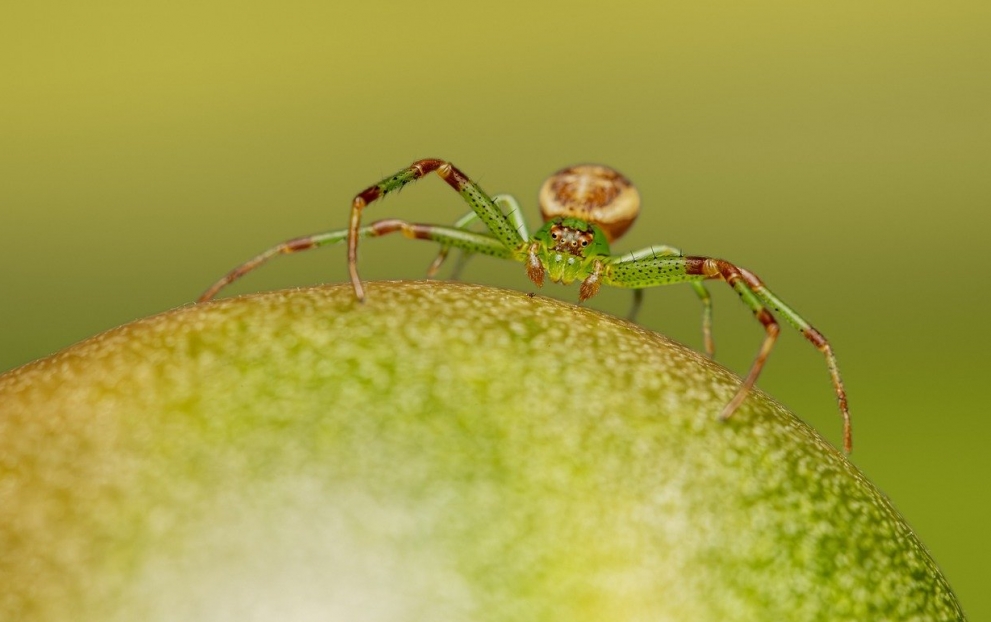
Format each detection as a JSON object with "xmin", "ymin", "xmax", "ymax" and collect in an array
[{"xmin": 199, "ymin": 159, "xmax": 852, "ymax": 453}]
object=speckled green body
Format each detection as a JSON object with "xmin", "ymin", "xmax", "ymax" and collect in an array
[
  {"xmin": 530, "ymin": 217, "xmax": 612, "ymax": 285},
  {"xmin": 0, "ymin": 282, "xmax": 963, "ymax": 621}
]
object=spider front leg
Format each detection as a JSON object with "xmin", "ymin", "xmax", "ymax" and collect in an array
[
  {"xmin": 603, "ymin": 254, "xmax": 852, "ymax": 453},
  {"xmin": 618, "ymin": 246, "xmax": 715, "ymax": 358},
  {"xmin": 426, "ymin": 195, "xmax": 530, "ymax": 279},
  {"xmin": 348, "ymin": 159, "xmax": 527, "ymax": 300},
  {"xmin": 198, "ymin": 221, "xmax": 512, "ymax": 302}
]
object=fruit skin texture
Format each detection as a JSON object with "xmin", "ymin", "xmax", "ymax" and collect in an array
[{"xmin": 0, "ymin": 281, "xmax": 964, "ymax": 621}]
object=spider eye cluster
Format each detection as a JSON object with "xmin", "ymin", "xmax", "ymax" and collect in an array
[
  {"xmin": 538, "ymin": 164, "xmax": 640, "ymax": 243},
  {"xmin": 547, "ymin": 223, "xmax": 596, "ymax": 256}
]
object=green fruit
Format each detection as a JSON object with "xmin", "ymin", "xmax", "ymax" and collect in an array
[{"xmin": 0, "ymin": 281, "xmax": 964, "ymax": 621}]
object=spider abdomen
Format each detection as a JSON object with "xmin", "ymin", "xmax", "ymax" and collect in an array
[{"xmin": 538, "ymin": 164, "xmax": 640, "ymax": 243}]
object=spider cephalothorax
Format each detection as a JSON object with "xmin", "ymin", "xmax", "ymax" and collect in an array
[
  {"xmin": 199, "ymin": 158, "xmax": 854, "ymax": 453},
  {"xmin": 525, "ymin": 217, "xmax": 611, "ymax": 296}
]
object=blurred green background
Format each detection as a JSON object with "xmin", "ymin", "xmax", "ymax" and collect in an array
[{"xmin": 1, "ymin": 0, "xmax": 987, "ymax": 617}]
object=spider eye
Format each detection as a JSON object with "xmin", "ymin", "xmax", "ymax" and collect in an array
[
  {"xmin": 551, "ymin": 232, "xmax": 558, "ymax": 239},
  {"xmin": 581, "ymin": 240, "xmax": 588, "ymax": 246}
]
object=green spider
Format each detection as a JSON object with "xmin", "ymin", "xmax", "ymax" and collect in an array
[{"xmin": 199, "ymin": 159, "xmax": 852, "ymax": 453}]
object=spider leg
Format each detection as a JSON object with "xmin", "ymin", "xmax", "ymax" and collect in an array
[
  {"xmin": 615, "ymin": 245, "xmax": 715, "ymax": 357},
  {"xmin": 426, "ymin": 210, "xmax": 479, "ymax": 278},
  {"xmin": 731, "ymin": 265, "xmax": 852, "ymax": 454},
  {"xmin": 349, "ymin": 160, "xmax": 527, "ymax": 300},
  {"xmin": 693, "ymin": 282, "xmax": 715, "ymax": 358},
  {"xmin": 702, "ymin": 261, "xmax": 780, "ymax": 422},
  {"xmin": 626, "ymin": 289, "xmax": 644, "ymax": 321},
  {"xmin": 603, "ymin": 254, "xmax": 851, "ymax": 453},
  {"xmin": 199, "ymin": 232, "xmax": 348, "ymax": 302},
  {"xmin": 198, "ymin": 222, "xmax": 511, "ymax": 303},
  {"xmin": 427, "ymin": 195, "xmax": 530, "ymax": 279}
]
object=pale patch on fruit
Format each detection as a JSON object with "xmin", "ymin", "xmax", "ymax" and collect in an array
[{"xmin": 116, "ymin": 478, "xmax": 476, "ymax": 622}]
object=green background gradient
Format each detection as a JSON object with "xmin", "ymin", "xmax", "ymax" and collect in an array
[{"xmin": 1, "ymin": 0, "xmax": 988, "ymax": 617}]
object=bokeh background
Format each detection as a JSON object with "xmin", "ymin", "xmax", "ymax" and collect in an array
[{"xmin": 2, "ymin": 0, "xmax": 988, "ymax": 617}]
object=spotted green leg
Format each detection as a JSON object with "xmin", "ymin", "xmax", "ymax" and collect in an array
[
  {"xmin": 602, "ymin": 253, "xmax": 851, "ymax": 452},
  {"xmin": 197, "ymin": 221, "xmax": 511, "ymax": 303},
  {"xmin": 426, "ymin": 194, "xmax": 529, "ymax": 278},
  {"xmin": 349, "ymin": 159, "xmax": 528, "ymax": 301},
  {"xmin": 616, "ymin": 245, "xmax": 715, "ymax": 357}
]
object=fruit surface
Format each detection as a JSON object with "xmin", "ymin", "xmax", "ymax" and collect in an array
[{"xmin": 0, "ymin": 281, "xmax": 965, "ymax": 621}]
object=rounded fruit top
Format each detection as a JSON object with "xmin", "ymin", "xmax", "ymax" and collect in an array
[{"xmin": 0, "ymin": 281, "xmax": 965, "ymax": 621}]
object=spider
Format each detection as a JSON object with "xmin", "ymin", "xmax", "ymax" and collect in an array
[{"xmin": 199, "ymin": 159, "xmax": 852, "ymax": 453}]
